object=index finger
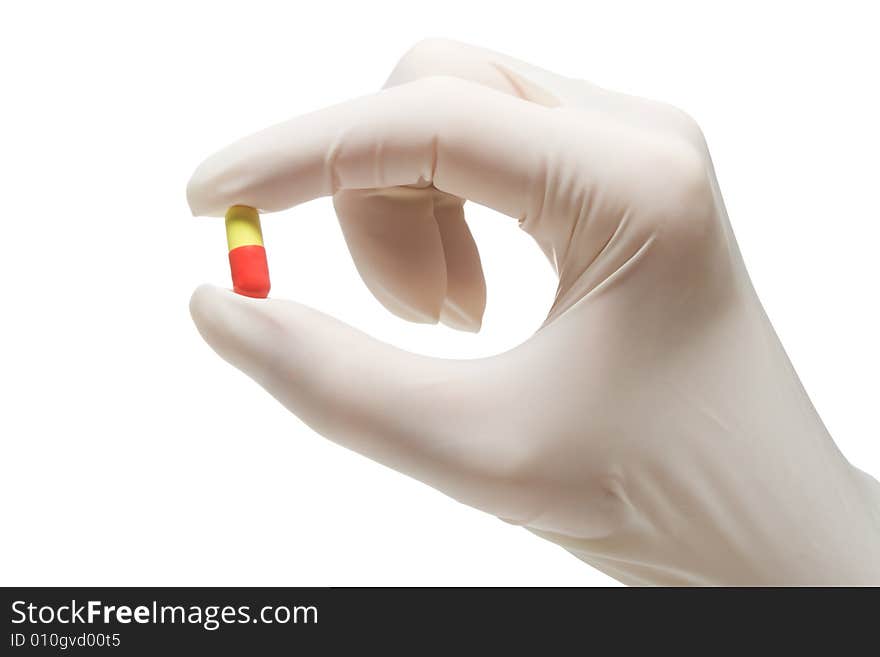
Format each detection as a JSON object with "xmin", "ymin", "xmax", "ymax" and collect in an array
[{"xmin": 186, "ymin": 76, "xmax": 569, "ymax": 221}]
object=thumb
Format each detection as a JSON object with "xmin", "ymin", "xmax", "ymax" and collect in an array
[{"xmin": 189, "ymin": 284, "xmax": 508, "ymax": 498}]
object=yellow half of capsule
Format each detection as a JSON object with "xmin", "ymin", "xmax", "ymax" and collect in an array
[{"xmin": 225, "ymin": 205, "xmax": 263, "ymax": 250}]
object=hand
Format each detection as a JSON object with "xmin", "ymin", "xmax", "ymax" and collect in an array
[{"xmin": 187, "ymin": 39, "xmax": 880, "ymax": 585}]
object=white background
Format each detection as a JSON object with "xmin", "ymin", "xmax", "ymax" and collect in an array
[{"xmin": 1, "ymin": 1, "xmax": 877, "ymax": 586}]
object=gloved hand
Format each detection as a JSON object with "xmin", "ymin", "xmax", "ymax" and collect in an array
[{"xmin": 187, "ymin": 39, "xmax": 880, "ymax": 585}]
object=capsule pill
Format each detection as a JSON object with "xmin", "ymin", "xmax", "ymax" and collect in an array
[{"xmin": 225, "ymin": 205, "xmax": 270, "ymax": 298}]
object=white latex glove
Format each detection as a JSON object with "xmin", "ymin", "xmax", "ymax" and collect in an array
[{"xmin": 187, "ymin": 39, "xmax": 880, "ymax": 585}]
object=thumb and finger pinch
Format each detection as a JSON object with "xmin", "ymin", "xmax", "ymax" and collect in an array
[{"xmin": 186, "ymin": 74, "xmax": 586, "ymax": 506}]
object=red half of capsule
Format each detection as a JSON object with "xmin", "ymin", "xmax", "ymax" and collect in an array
[{"xmin": 228, "ymin": 244, "xmax": 270, "ymax": 298}]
